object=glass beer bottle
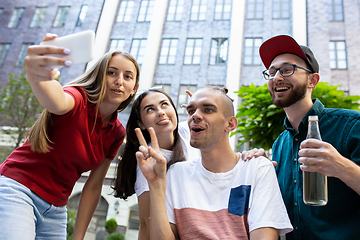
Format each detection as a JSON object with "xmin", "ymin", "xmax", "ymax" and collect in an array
[{"xmin": 303, "ymin": 115, "xmax": 328, "ymax": 206}]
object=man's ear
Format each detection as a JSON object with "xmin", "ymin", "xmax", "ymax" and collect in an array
[
  {"xmin": 226, "ymin": 116, "xmax": 238, "ymax": 133},
  {"xmin": 137, "ymin": 120, "xmax": 145, "ymax": 130},
  {"xmin": 308, "ymin": 73, "xmax": 320, "ymax": 89}
]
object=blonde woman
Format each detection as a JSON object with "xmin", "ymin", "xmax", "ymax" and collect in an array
[{"xmin": 0, "ymin": 33, "xmax": 139, "ymax": 240}]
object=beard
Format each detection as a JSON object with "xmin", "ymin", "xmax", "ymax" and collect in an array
[{"xmin": 270, "ymin": 81, "xmax": 308, "ymax": 108}]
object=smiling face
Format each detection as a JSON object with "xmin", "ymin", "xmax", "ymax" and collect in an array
[
  {"xmin": 267, "ymin": 53, "xmax": 311, "ymax": 108},
  {"xmin": 186, "ymin": 88, "xmax": 230, "ymax": 150},
  {"xmin": 103, "ymin": 54, "xmax": 137, "ymax": 109},
  {"xmin": 139, "ymin": 92, "xmax": 178, "ymax": 142}
]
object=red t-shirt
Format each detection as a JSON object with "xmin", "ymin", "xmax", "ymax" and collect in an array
[{"xmin": 0, "ymin": 87, "xmax": 125, "ymax": 206}]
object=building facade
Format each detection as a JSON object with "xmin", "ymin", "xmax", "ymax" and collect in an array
[
  {"xmin": 0, "ymin": 0, "xmax": 360, "ymax": 239},
  {"xmin": 0, "ymin": 0, "xmax": 104, "ymax": 85}
]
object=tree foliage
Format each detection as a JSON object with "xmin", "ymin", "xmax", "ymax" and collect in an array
[
  {"xmin": 105, "ymin": 218, "xmax": 118, "ymax": 234},
  {"xmin": 232, "ymin": 82, "xmax": 360, "ymax": 150},
  {"xmin": 0, "ymin": 70, "xmax": 44, "ymax": 150},
  {"xmin": 105, "ymin": 218, "xmax": 126, "ymax": 240},
  {"xmin": 66, "ymin": 207, "xmax": 77, "ymax": 240},
  {"xmin": 106, "ymin": 232, "xmax": 126, "ymax": 240}
]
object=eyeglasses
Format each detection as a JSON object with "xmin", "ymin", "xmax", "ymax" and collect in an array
[{"xmin": 262, "ymin": 64, "xmax": 313, "ymax": 80}]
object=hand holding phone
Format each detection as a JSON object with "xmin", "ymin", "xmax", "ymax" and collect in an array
[{"xmin": 39, "ymin": 30, "xmax": 95, "ymax": 68}]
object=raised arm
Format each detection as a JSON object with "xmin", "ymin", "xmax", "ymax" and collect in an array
[
  {"xmin": 135, "ymin": 127, "xmax": 179, "ymax": 240},
  {"xmin": 24, "ymin": 33, "xmax": 74, "ymax": 115}
]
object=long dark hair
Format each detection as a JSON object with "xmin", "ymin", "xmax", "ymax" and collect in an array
[{"xmin": 113, "ymin": 89, "xmax": 185, "ymax": 199}]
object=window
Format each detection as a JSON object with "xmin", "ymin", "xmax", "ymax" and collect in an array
[
  {"xmin": 244, "ymin": 38, "xmax": 262, "ymax": 65},
  {"xmin": 128, "ymin": 205, "xmax": 140, "ymax": 230},
  {"xmin": 328, "ymin": 0, "xmax": 344, "ymax": 21},
  {"xmin": 30, "ymin": 7, "xmax": 47, "ymax": 28},
  {"xmin": 329, "ymin": 40, "xmax": 347, "ymax": 69},
  {"xmin": 167, "ymin": 0, "xmax": 184, "ymax": 21},
  {"xmin": 53, "ymin": 6, "xmax": 70, "ymax": 27},
  {"xmin": 153, "ymin": 84, "xmax": 171, "ymax": 94},
  {"xmin": 76, "ymin": 5, "xmax": 88, "ymax": 27},
  {"xmin": 16, "ymin": 43, "xmax": 33, "ymax": 66},
  {"xmin": 214, "ymin": 0, "xmax": 231, "ymax": 20},
  {"xmin": 117, "ymin": 0, "xmax": 134, "ymax": 22},
  {"xmin": 272, "ymin": 0, "xmax": 290, "ymax": 19},
  {"xmin": 0, "ymin": 43, "xmax": 11, "ymax": 66},
  {"xmin": 209, "ymin": 38, "xmax": 228, "ymax": 65},
  {"xmin": 130, "ymin": 39, "xmax": 147, "ymax": 64},
  {"xmin": 8, "ymin": 7, "xmax": 25, "ymax": 28},
  {"xmin": 109, "ymin": 39, "xmax": 125, "ymax": 52},
  {"xmin": 68, "ymin": 194, "xmax": 108, "ymax": 239},
  {"xmin": 190, "ymin": 0, "xmax": 207, "ymax": 21},
  {"xmin": 137, "ymin": 0, "xmax": 154, "ymax": 22},
  {"xmin": 159, "ymin": 39, "xmax": 178, "ymax": 64},
  {"xmin": 246, "ymin": 0, "xmax": 263, "ymax": 19},
  {"xmin": 184, "ymin": 38, "xmax": 203, "ymax": 65},
  {"xmin": 177, "ymin": 85, "xmax": 197, "ymax": 115}
]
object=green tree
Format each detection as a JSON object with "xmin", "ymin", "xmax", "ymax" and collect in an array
[
  {"xmin": 66, "ymin": 207, "xmax": 77, "ymax": 240},
  {"xmin": 0, "ymin": 69, "xmax": 45, "ymax": 162},
  {"xmin": 105, "ymin": 218, "xmax": 126, "ymax": 240},
  {"xmin": 232, "ymin": 82, "xmax": 360, "ymax": 150},
  {"xmin": 106, "ymin": 232, "xmax": 126, "ymax": 240},
  {"xmin": 105, "ymin": 218, "xmax": 118, "ymax": 234}
]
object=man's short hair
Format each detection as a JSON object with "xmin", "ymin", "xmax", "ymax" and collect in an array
[{"xmin": 201, "ymin": 86, "xmax": 234, "ymax": 117}]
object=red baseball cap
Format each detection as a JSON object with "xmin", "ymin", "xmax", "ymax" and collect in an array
[{"xmin": 259, "ymin": 35, "xmax": 319, "ymax": 73}]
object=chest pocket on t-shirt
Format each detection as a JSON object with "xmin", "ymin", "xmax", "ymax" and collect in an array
[{"xmin": 228, "ymin": 185, "xmax": 251, "ymax": 216}]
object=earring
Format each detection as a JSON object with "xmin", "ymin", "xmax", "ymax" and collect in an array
[{"xmin": 131, "ymin": 94, "xmax": 134, "ymax": 96}]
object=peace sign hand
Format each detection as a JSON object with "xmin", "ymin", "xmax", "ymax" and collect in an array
[{"xmin": 135, "ymin": 127, "xmax": 167, "ymax": 184}]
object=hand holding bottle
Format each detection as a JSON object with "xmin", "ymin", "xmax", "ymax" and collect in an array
[
  {"xmin": 301, "ymin": 115, "xmax": 327, "ymax": 206},
  {"xmin": 299, "ymin": 138, "xmax": 349, "ymax": 178}
]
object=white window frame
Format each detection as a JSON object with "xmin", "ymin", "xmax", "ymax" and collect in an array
[
  {"xmin": 272, "ymin": 0, "xmax": 290, "ymax": 19},
  {"xmin": 209, "ymin": 38, "xmax": 228, "ymax": 65},
  {"xmin": 159, "ymin": 38, "xmax": 179, "ymax": 65},
  {"xmin": 177, "ymin": 85, "xmax": 197, "ymax": 115},
  {"xmin": 130, "ymin": 39, "xmax": 147, "ymax": 65},
  {"xmin": 16, "ymin": 43, "xmax": 33, "ymax": 66},
  {"xmin": 244, "ymin": 37, "xmax": 262, "ymax": 65},
  {"xmin": 184, "ymin": 38, "xmax": 203, "ymax": 65},
  {"xmin": 117, "ymin": 0, "xmax": 134, "ymax": 22},
  {"xmin": 137, "ymin": 0, "xmax": 154, "ymax": 22},
  {"xmin": 329, "ymin": 40, "xmax": 347, "ymax": 69},
  {"xmin": 0, "ymin": 43, "xmax": 11, "ymax": 66},
  {"xmin": 8, "ymin": 7, "xmax": 25, "ymax": 28},
  {"xmin": 109, "ymin": 39, "xmax": 126, "ymax": 52},
  {"xmin": 190, "ymin": 0, "xmax": 207, "ymax": 21},
  {"xmin": 76, "ymin": 5, "xmax": 88, "ymax": 27},
  {"xmin": 153, "ymin": 84, "xmax": 171, "ymax": 94},
  {"xmin": 30, "ymin": 7, "xmax": 47, "ymax": 28},
  {"xmin": 328, "ymin": 0, "xmax": 344, "ymax": 21},
  {"xmin": 214, "ymin": 0, "xmax": 232, "ymax": 20},
  {"xmin": 167, "ymin": 0, "xmax": 184, "ymax": 21},
  {"xmin": 53, "ymin": 6, "xmax": 70, "ymax": 27},
  {"xmin": 246, "ymin": 0, "xmax": 264, "ymax": 20}
]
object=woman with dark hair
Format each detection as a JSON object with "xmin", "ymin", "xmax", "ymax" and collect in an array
[
  {"xmin": 0, "ymin": 33, "xmax": 139, "ymax": 240},
  {"xmin": 114, "ymin": 88, "xmax": 200, "ymax": 240}
]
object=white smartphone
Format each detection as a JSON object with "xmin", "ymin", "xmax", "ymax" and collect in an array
[{"xmin": 39, "ymin": 30, "xmax": 95, "ymax": 68}]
